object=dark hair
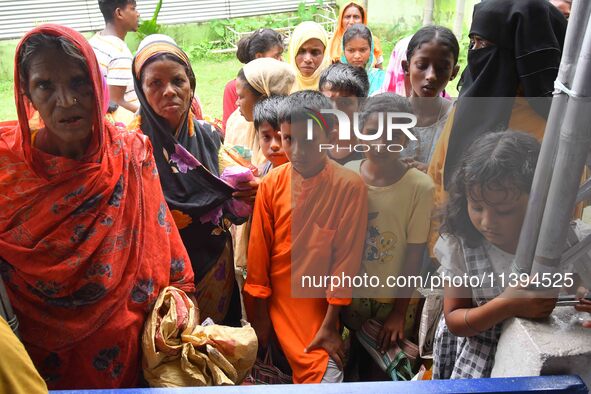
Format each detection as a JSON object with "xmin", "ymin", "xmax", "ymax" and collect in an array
[
  {"xmin": 342, "ymin": 23, "xmax": 372, "ymax": 48},
  {"xmin": 98, "ymin": 0, "xmax": 135, "ymax": 23},
  {"xmin": 236, "ymin": 68, "xmax": 264, "ymax": 98},
  {"xmin": 254, "ymin": 95, "xmax": 284, "ymax": 131},
  {"xmin": 278, "ymin": 90, "xmax": 335, "ymax": 134},
  {"xmin": 18, "ymin": 34, "xmax": 88, "ymax": 97},
  {"xmin": 406, "ymin": 25, "xmax": 460, "ymax": 66},
  {"xmin": 358, "ymin": 93, "xmax": 412, "ymax": 133},
  {"xmin": 442, "ymin": 131, "xmax": 540, "ymax": 247},
  {"xmin": 236, "ymin": 29, "xmax": 284, "ymax": 64},
  {"xmin": 139, "ymin": 53, "xmax": 196, "ymax": 91},
  {"xmin": 319, "ymin": 63, "xmax": 370, "ymax": 97},
  {"xmin": 343, "ymin": 3, "xmax": 365, "ymax": 21}
]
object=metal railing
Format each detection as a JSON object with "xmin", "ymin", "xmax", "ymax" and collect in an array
[
  {"xmin": 211, "ymin": 4, "xmax": 337, "ymax": 54},
  {"xmin": 513, "ymin": 0, "xmax": 591, "ymax": 288}
]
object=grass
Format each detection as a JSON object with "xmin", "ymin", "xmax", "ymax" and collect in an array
[
  {"xmin": 193, "ymin": 54, "xmax": 240, "ymax": 119},
  {"xmin": 0, "ymin": 80, "xmax": 13, "ymax": 121},
  {"xmin": 0, "ymin": 54, "xmax": 242, "ymax": 122},
  {"xmin": 0, "ymin": 22, "xmax": 468, "ymax": 122}
]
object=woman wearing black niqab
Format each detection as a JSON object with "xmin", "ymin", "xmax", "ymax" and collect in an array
[{"xmin": 428, "ymin": 0, "xmax": 567, "ymax": 191}]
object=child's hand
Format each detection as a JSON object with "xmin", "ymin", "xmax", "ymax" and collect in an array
[
  {"xmin": 503, "ymin": 287, "xmax": 557, "ymax": 319},
  {"xmin": 400, "ymin": 157, "xmax": 428, "ymax": 173},
  {"xmin": 304, "ymin": 325, "xmax": 345, "ymax": 369},
  {"xmin": 408, "ymin": 161, "xmax": 428, "ymax": 173},
  {"xmin": 232, "ymin": 178, "xmax": 260, "ymax": 203},
  {"xmin": 378, "ymin": 312, "xmax": 405, "ymax": 352}
]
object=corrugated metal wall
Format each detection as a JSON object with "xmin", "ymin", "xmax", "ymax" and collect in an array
[{"xmin": 0, "ymin": 0, "xmax": 335, "ymax": 40}]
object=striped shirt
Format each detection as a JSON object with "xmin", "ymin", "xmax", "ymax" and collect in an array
[{"xmin": 89, "ymin": 32, "xmax": 137, "ymax": 105}]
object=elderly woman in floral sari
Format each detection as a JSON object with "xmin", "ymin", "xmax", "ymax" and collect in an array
[
  {"xmin": 131, "ymin": 36, "xmax": 257, "ymax": 327},
  {"xmin": 0, "ymin": 25, "xmax": 195, "ymax": 389}
]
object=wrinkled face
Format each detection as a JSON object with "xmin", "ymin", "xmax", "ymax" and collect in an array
[
  {"xmin": 407, "ymin": 40, "xmax": 458, "ymax": 98},
  {"xmin": 119, "ymin": 2, "xmax": 140, "ymax": 32},
  {"xmin": 281, "ymin": 120, "xmax": 328, "ymax": 178},
  {"xmin": 235, "ymin": 77, "xmax": 259, "ymax": 121},
  {"xmin": 295, "ymin": 38, "xmax": 325, "ymax": 77},
  {"xmin": 255, "ymin": 45, "xmax": 284, "ymax": 61},
  {"xmin": 342, "ymin": 5, "xmax": 363, "ymax": 30},
  {"xmin": 361, "ymin": 113, "xmax": 407, "ymax": 162},
  {"xmin": 141, "ymin": 58, "xmax": 193, "ymax": 130},
  {"xmin": 344, "ymin": 36, "xmax": 371, "ymax": 68},
  {"xmin": 26, "ymin": 47, "xmax": 95, "ymax": 146},
  {"xmin": 467, "ymin": 186, "xmax": 529, "ymax": 254},
  {"xmin": 258, "ymin": 121, "xmax": 288, "ymax": 167}
]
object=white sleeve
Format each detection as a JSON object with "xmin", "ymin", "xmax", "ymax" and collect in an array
[
  {"xmin": 106, "ymin": 47, "xmax": 133, "ymax": 87},
  {"xmin": 434, "ymin": 235, "xmax": 467, "ymax": 277}
]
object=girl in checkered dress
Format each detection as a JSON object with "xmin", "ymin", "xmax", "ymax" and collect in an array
[{"xmin": 432, "ymin": 131, "xmax": 556, "ymax": 379}]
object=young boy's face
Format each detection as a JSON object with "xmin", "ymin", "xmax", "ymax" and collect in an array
[
  {"xmin": 258, "ymin": 121, "xmax": 288, "ymax": 168},
  {"xmin": 320, "ymin": 86, "xmax": 360, "ymax": 119},
  {"xmin": 280, "ymin": 119, "xmax": 328, "ymax": 178},
  {"xmin": 119, "ymin": 1, "xmax": 140, "ymax": 32},
  {"xmin": 362, "ymin": 112, "xmax": 408, "ymax": 163},
  {"xmin": 321, "ymin": 86, "xmax": 360, "ymax": 149}
]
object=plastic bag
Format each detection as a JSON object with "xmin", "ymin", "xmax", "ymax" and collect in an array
[
  {"xmin": 142, "ymin": 287, "xmax": 258, "ymax": 387},
  {"xmin": 417, "ymin": 287, "xmax": 444, "ymax": 359},
  {"xmin": 221, "ymin": 166, "xmax": 255, "ymax": 218}
]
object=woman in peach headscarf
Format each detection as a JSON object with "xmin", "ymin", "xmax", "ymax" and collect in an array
[
  {"xmin": 328, "ymin": 1, "xmax": 383, "ymax": 68},
  {"xmin": 225, "ymin": 57, "xmax": 295, "ymax": 166}
]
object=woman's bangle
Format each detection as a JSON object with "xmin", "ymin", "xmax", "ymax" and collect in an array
[{"xmin": 464, "ymin": 308, "xmax": 480, "ymax": 335}]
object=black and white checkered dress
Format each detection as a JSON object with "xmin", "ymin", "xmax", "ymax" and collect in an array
[{"xmin": 432, "ymin": 240, "xmax": 503, "ymax": 379}]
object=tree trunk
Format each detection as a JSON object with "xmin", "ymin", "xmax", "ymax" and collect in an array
[
  {"xmin": 453, "ymin": 0, "xmax": 467, "ymax": 39},
  {"xmin": 423, "ymin": 0, "xmax": 434, "ymax": 26}
]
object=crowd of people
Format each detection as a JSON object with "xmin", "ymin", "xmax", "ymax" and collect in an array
[{"xmin": 0, "ymin": 0, "xmax": 590, "ymax": 391}]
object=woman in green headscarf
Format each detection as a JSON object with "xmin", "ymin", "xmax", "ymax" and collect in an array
[{"xmin": 341, "ymin": 23, "xmax": 385, "ymax": 96}]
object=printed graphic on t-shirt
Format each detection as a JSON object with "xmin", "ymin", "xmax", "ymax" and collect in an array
[{"xmin": 364, "ymin": 212, "xmax": 397, "ymax": 265}]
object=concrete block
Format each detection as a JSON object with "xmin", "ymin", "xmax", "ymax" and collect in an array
[{"xmin": 491, "ymin": 307, "xmax": 591, "ymax": 386}]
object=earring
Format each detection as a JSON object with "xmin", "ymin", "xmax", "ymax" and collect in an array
[{"xmin": 73, "ymin": 98, "xmax": 78, "ymax": 104}]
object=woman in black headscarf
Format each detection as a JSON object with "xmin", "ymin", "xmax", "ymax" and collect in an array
[
  {"xmin": 426, "ymin": 0, "xmax": 567, "ymax": 252},
  {"xmin": 429, "ymin": 0, "xmax": 567, "ymax": 186},
  {"xmin": 132, "ymin": 37, "xmax": 256, "ymax": 326}
]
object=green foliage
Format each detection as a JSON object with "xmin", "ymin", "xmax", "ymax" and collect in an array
[
  {"xmin": 0, "ymin": 1, "xmax": 478, "ymax": 121},
  {"xmin": 137, "ymin": 0, "xmax": 163, "ymax": 37},
  {"xmin": 296, "ymin": 0, "xmax": 324, "ymax": 23},
  {"xmin": 202, "ymin": 0, "xmax": 327, "ymax": 54},
  {"xmin": 433, "ymin": 0, "xmax": 456, "ymax": 26}
]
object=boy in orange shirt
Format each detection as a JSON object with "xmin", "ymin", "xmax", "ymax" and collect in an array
[{"xmin": 244, "ymin": 91, "xmax": 368, "ymax": 383}]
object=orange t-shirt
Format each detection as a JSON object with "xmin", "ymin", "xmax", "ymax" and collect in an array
[{"xmin": 244, "ymin": 160, "xmax": 368, "ymax": 383}]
